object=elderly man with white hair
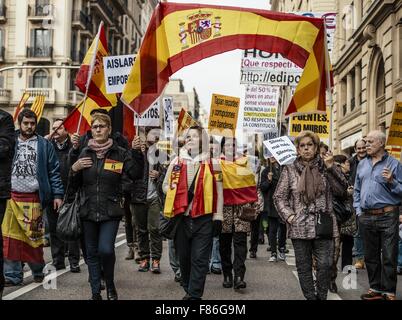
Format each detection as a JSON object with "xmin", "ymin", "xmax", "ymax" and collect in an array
[{"xmin": 354, "ymin": 130, "xmax": 402, "ymax": 301}]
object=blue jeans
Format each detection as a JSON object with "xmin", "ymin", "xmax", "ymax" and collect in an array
[
  {"xmin": 209, "ymin": 236, "xmax": 221, "ymax": 269},
  {"xmin": 4, "ymin": 259, "xmax": 44, "ymax": 285},
  {"xmin": 82, "ymin": 220, "xmax": 120, "ymax": 295},
  {"xmin": 353, "ymin": 219, "xmax": 364, "ymax": 259}
]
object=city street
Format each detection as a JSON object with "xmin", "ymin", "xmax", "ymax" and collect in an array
[{"xmin": 3, "ymin": 224, "xmax": 402, "ymax": 301}]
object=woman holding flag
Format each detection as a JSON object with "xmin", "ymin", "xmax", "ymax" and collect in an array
[{"xmin": 162, "ymin": 126, "xmax": 223, "ymax": 300}]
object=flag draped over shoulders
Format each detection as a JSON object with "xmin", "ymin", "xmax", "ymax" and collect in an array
[{"xmin": 121, "ymin": 2, "xmax": 331, "ymax": 116}]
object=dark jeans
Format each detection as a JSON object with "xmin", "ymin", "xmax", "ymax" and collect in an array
[
  {"xmin": 249, "ymin": 213, "xmax": 262, "ymax": 253},
  {"xmin": 220, "ymin": 232, "xmax": 247, "ymax": 279},
  {"xmin": 359, "ymin": 210, "xmax": 400, "ymax": 294},
  {"xmin": 175, "ymin": 215, "xmax": 213, "ymax": 299},
  {"xmin": 82, "ymin": 220, "xmax": 120, "ymax": 295},
  {"xmin": 0, "ymin": 199, "xmax": 6, "ymax": 290},
  {"xmin": 131, "ymin": 198, "xmax": 162, "ymax": 260},
  {"xmin": 47, "ymin": 206, "xmax": 80, "ymax": 267},
  {"xmin": 340, "ymin": 234, "xmax": 354, "ymax": 270},
  {"xmin": 292, "ymin": 238, "xmax": 334, "ymax": 300},
  {"xmin": 268, "ymin": 217, "xmax": 287, "ymax": 254}
]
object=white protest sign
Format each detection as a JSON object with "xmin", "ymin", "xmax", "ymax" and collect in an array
[
  {"xmin": 103, "ymin": 54, "xmax": 135, "ymax": 94},
  {"xmin": 262, "ymin": 130, "xmax": 278, "ymax": 159},
  {"xmin": 163, "ymin": 96, "xmax": 174, "ymax": 137},
  {"xmin": 263, "ymin": 136, "xmax": 297, "ymax": 165},
  {"xmin": 134, "ymin": 100, "xmax": 160, "ymax": 127},
  {"xmin": 243, "ymin": 85, "xmax": 279, "ymax": 132}
]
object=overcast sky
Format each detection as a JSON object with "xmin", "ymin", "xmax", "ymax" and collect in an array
[{"xmin": 168, "ymin": 0, "xmax": 271, "ymax": 114}]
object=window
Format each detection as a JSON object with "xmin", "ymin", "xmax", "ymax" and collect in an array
[
  {"xmin": 31, "ymin": 29, "xmax": 51, "ymax": 56},
  {"xmin": 33, "ymin": 70, "xmax": 48, "ymax": 88}
]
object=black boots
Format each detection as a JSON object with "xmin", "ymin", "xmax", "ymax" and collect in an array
[
  {"xmin": 91, "ymin": 293, "xmax": 102, "ymax": 300},
  {"xmin": 234, "ymin": 276, "xmax": 246, "ymax": 289},
  {"xmin": 222, "ymin": 274, "xmax": 233, "ymax": 288},
  {"xmin": 107, "ymin": 283, "xmax": 118, "ymax": 300}
]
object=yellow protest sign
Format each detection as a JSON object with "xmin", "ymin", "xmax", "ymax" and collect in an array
[
  {"xmin": 386, "ymin": 102, "xmax": 402, "ymax": 146},
  {"xmin": 386, "ymin": 146, "xmax": 401, "ymax": 161},
  {"xmin": 288, "ymin": 110, "xmax": 330, "ymax": 145},
  {"xmin": 157, "ymin": 140, "xmax": 173, "ymax": 152},
  {"xmin": 208, "ymin": 93, "xmax": 240, "ymax": 137}
]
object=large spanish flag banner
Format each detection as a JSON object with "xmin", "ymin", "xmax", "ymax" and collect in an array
[
  {"xmin": 75, "ymin": 22, "xmax": 117, "ymax": 108},
  {"xmin": 221, "ymin": 157, "xmax": 258, "ymax": 205},
  {"xmin": 121, "ymin": 2, "xmax": 331, "ymax": 116},
  {"xmin": 2, "ymin": 192, "xmax": 45, "ymax": 264}
]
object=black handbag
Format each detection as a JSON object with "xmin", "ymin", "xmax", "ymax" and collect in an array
[
  {"xmin": 315, "ymin": 211, "xmax": 333, "ymax": 239},
  {"xmin": 159, "ymin": 214, "xmax": 182, "ymax": 240},
  {"xmin": 333, "ymin": 198, "xmax": 353, "ymax": 224},
  {"xmin": 56, "ymin": 190, "xmax": 82, "ymax": 242}
]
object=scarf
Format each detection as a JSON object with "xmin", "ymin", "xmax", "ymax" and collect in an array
[
  {"xmin": 295, "ymin": 155, "xmax": 325, "ymax": 204},
  {"xmin": 87, "ymin": 138, "xmax": 113, "ymax": 159}
]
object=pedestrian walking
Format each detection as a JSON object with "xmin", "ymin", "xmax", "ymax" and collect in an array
[
  {"xmin": 273, "ymin": 130, "xmax": 348, "ymax": 300},
  {"xmin": 354, "ymin": 130, "xmax": 402, "ymax": 301},
  {"xmin": 69, "ymin": 113, "xmax": 144, "ymax": 300}
]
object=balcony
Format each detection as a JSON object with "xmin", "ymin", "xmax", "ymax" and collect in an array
[
  {"xmin": 68, "ymin": 90, "xmax": 85, "ymax": 105},
  {"xmin": 72, "ymin": 10, "xmax": 92, "ymax": 31},
  {"xmin": 26, "ymin": 46, "xmax": 53, "ymax": 62},
  {"xmin": 71, "ymin": 50, "xmax": 85, "ymax": 64},
  {"xmin": 0, "ymin": 88, "xmax": 11, "ymax": 104},
  {"xmin": 23, "ymin": 88, "xmax": 55, "ymax": 104},
  {"xmin": 28, "ymin": 4, "xmax": 54, "ymax": 22},
  {"xmin": 90, "ymin": 0, "xmax": 114, "ymax": 25},
  {"xmin": 0, "ymin": 4, "xmax": 6, "ymax": 23}
]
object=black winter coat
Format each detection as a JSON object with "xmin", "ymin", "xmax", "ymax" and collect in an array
[
  {"xmin": 69, "ymin": 142, "xmax": 144, "ymax": 222},
  {"xmin": 52, "ymin": 137, "xmax": 73, "ymax": 189},
  {"xmin": 260, "ymin": 163, "xmax": 281, "ymax": 219},
  {"xmin": 0, "ymin": 110, "xmax": 15, "ymax": 199}
]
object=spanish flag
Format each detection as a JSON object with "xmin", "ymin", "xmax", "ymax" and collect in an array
[
  {"xmin": 221, "ymin": 157, "xmax": 258, "ymax": 206},
  {"xmin": 121, "ymin": 2, "xmax": 331, "ymax": 116},
  {"xmin": 75, "ymin": 21, "xmax": 117, "ymax": 108}
]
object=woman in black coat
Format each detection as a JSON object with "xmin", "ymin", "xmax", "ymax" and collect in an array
[{"xmin": 70, "ymin": 114, "xmax": 143, "ymax": 300}]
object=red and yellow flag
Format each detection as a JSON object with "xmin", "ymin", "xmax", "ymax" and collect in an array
[
  {"xmin": 13, "ymin": 92, "xmax": 30, "ymax": 122},
  {"xmin": 221, "ymin": 157, "xmax": 258, "ymax": 206},
  {"xmin": 177, "ymin": 108, "xmax": 198, "ymax": 136},
  {"xmin": 75, "ymin": 21, "xmax": 117, "ymax": 108},
  {"xmin": 30, "ymin": 95, "xmax": 46, "ymax": 122},
  {"xmin": 121, "ymin": 2, "xmax": 331, "ymax": 116}
]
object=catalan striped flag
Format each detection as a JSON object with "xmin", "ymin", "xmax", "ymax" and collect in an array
[
  {"xmin": 221, "ymin": 157, "xmax": 258, "ymax": 206},
  {"xmin": 121, "ymin": 2, "xmax": 331, "ymax": 116},
  {"xmin": 2, "ymin": 192, "xmax": 45, "ymax": 264},
  {"xmin": 13, "ymin": 92, "xmax": 30, "ymax": 122},
  {"xmin": 30, "ymin": 95, "xmax": 46, "ymax": 122},
  {"xmin": 75, "ymin": 21, "xmax": 117, "ymax": 108}
]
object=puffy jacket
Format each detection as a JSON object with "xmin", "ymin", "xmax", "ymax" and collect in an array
[
  {"xmin": 70, "ymin": 142, "xmax": 144, "ymax": 222},
  {"xmin": 0, "ymin": 110, "xmax": 15, "ymax": 199}
]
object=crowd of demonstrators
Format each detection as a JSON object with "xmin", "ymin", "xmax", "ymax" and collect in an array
[
  {"xmin": 354, "ymin": 130, "xmax": 402, "ymax": 301},
  {"xmin": 274, "ymin": 131, "xmax": 348, "ymax": 300},
  {"xmin": 349, "ymin": 139, "xmax": 367, "ymax": 270},
  {"xmin": 3, "ymin": 110, "xmax": 64, "ymax": 287},
  {"xmin": 68, "ymin": 113, "xmax": 144, "ymax": 300},
  {"xmin": 0, "ymin": 109, "xmax": 15, "ymax": 299}
]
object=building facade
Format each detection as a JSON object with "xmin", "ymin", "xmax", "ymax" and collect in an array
[
  {"xmin": 0, "ymin": 0, "xmax": 156, "ymax": 134},
  {"xmin": 271, "ymin": 0, "xmax": 402, "ymax": 155}
]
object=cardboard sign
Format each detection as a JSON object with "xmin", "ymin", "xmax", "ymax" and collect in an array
[
  {"xmin": 243, "ymin": 85, "xmax": 279, "ymax": 132},
  {"xmin": 262, "ymin": 130, "xmax": 278, "ymax": 159},
  {"xmin": 134, "ymin": 101, "xmax": 160, "ymax": 127},
  {"xmin": 288, "ymin": 110, "xmax": 330, "ymax": 146},
  {"xmin": 163, "ymin": 97, "xmax": 174, "ymax": 138},
  {"xmin": 386, "ymin": 102, "xmax": 402, "ymax": 147},
  {"xmin": 208, "ymin": 93, "xmax": 240, "ymax": 137},
  {"xmin": 103, "ymin": 54, "xmax": 136, "ymax": 94},
  {"xmin": 263, "ymin": 136, "xmax": 297, "ymax": 165}
]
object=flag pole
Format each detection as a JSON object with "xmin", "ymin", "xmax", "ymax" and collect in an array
[
  {"xmin": 76, "ymin": 21, "xmax": 104, "ymax": 134},
  {"xmin": 323, "ymin": 22, "xmax": 333, "ymax": 150}
]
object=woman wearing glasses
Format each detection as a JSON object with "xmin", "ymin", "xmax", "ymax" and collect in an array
[{"xmin": 69, "ymin": 114, "xmax": 144, "ymax": 300}]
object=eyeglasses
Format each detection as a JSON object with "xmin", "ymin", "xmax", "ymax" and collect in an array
[{"xmin": 91, "ymin": 124, "xmax": 108, "ymax": 130}]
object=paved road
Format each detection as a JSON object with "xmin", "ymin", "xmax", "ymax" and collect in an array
[{"xmin": 2, "ymin": 223, "xmax": 402, "ymax": 300}]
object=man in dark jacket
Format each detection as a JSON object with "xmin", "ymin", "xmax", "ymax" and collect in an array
[
  {"xmin": 0, "ymin": 109, "xmax": 15, "ymax": 298},
  {"xmin": 349, "ymin": 138, "xmax": 367, "ymax": 270},
  {"xmin": 46, "ymin": 119, "xmax": 81, "ymax": 272},
  {"xmin": 131, "ymin": 127, "xmax": 164, "ymax": 274},
  {"xmin": 3, "ymin": 109, "xmax": 64, "ymax": 286}
]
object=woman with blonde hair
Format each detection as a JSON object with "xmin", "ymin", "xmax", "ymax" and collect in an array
[{"xmin": 273, "ymin": 131, "xmax": 347, "ymax": 300}]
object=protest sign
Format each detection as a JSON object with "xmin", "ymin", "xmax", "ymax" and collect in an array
[
  {"xmin": 243, "ymin": 85, "xmax": 279, "ymax": 132},
  {"xmin": 163, "ymin": 96, "xmax": 174, "ymax": 137},
  {"xmin": 386, "ymin": 146, "xmax": 402, "ymax": 161},
  {"xmin": 134, "ymin": 100, "xmax": 160, "ymax": 127},
  {"xmin": 262, "ymin": 130, "xmax": 278, "ymax": 159},
  {"xmin": 386, "ymin": 102, "xmax": 402, "ymax": 147},
  {"xmin": 288, "ymin": 110, "xmax": 330, "ymax": 146},
  {"xmin": 263, "ymin": 136, "xmax": 297, "ymax": 165},
  {"xmin": 208, "ymin": 93, "xmax": 240, "ymax": 137},
  {"xmin": 103, "ymin": 54, "xmax": 135, "ymax": 94}
]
